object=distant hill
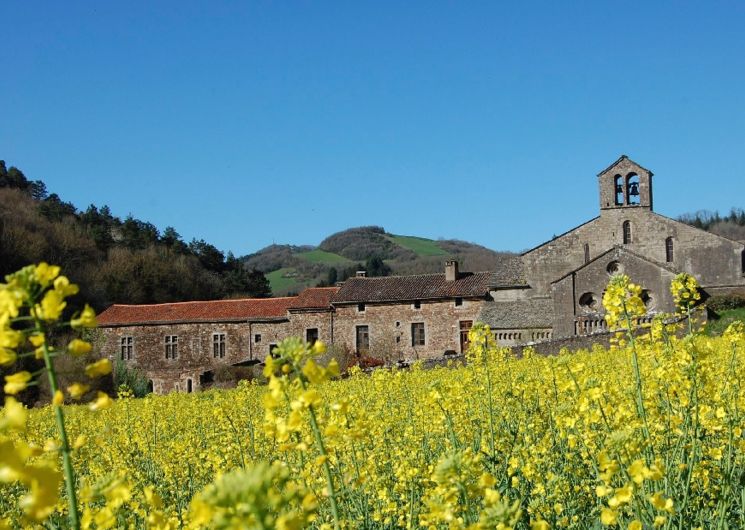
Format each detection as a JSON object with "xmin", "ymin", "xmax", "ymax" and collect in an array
[
  {"xmin": 242, "ymin": 226, "xmax": 515, "ymax": 295},
  {"xmin": 678, "ymin": 208, "xmax": 745, "ymax": 242}
]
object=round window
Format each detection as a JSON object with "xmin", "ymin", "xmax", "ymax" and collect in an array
[{"xmin": 607, "ymin": 261, "xmax": 624, "ymax": 275}]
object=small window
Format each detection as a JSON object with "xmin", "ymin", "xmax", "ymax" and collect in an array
[
  {"xmin": 186, "ymin": 379, "xmax": 193, "ymax": 393},
  {"xmin": 413, "ymin": 301, "xmax": 421, "ymax": 309},
  {"xmin": 212, "ymin": 333, "xmax": 226, "ymax": 358},
  {"xmin": 120, "ymin": 336, "xmax": 133, "ymax": 361},
  {"xmin": 411, "ymin": 323, "xmax": 425, "ymax": 346},
  {"xmin": 357, "ymin": 303, "xmax": 365, "ymax": 312},
  {"xmin": 742, "ymin": 249, "xmax": 745, "ymax": 275},
  {"xmin": 254, "ymin": 334, "xmax": 261, "ymax": 343},
  {"xmin": 165, "ymin": 335, "xmax": 178, "ymax": 359},
  {"xmin": 306, "ymin": 328, "xmax": 319, "ymax": 345},
  {"xmin": 356, "ymin": 325, "xmax": 369, "ymax": 354},
  {"xmin": 269, "ymin": 344, "xmax": 278, "ymax": 358},
  {"xmin": 665, "ymin": 237, "xmax": 674, "ymax": 262},
  {"xmin": 584, "ymin": 243, "xmax": 590, "ymax": 264},
  {"xmin": 623, "ymin": 221, "xmax": 632, "ymax": 244},
  {"xmin": 454, "ymin": 297, "xmax": 463, "ymax": 307}
]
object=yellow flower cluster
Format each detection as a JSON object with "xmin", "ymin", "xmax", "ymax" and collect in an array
[
  {"xmin": 602, "ymin": 274, "xmax": 646, "ymax": 330},
  {"xmin": 1, "ymin": 265, "xmax": 744, "ymax": 530},
  {"xmin": 670, "ymin": 272, "xmax": 701, "ymax": 312},
  {"xmin": 0, "ymin": 263, "xmax": 103, "ymax": 528}
]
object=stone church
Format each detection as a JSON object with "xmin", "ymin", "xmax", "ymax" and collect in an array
[{"xmin": 96, "ymin": 156, "xmax": 745, "ymax": 393}]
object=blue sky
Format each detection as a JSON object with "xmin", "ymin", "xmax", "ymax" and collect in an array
[{"xmin": 2, "ymin": 1, "xmax": 744, "ymax": 256}]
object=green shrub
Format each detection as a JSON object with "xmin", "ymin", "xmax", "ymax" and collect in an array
[
  {"xmin": 113, "ymin": 360, "xmax": 151, "ymax": 398},
  {"xmin": 707, "ymin": 293, "xmax": 745, "ymax": 313}
]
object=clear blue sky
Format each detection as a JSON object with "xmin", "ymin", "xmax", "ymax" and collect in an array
[{"xmin": 2, "ymin": 1, "xmax": 744, "ymax": 256}]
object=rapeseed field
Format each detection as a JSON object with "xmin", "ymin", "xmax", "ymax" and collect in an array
[{"xmin": 1, "ymin": 264, "xmax": 744, "ymax": 529}]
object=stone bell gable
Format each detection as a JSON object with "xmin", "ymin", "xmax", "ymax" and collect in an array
[{"xmin": 522, "ymin": 156, "xmax": 745, "ymax": 296}]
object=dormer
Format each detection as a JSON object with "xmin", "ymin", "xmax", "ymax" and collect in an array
[{"xmin": 597, "ymin": 155, "xmax": 653, "ymax": 213}]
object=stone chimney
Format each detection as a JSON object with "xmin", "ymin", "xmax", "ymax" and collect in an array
[
  {"xmin": 356, "ymin": 270, "xmax": 367, "ymax": 278},
  {"xmin": 445, "ymin": 260, "xmax": 459, "ymax": 282}
]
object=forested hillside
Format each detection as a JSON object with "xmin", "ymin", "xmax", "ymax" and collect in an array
[
  {"xmin": 243, "ymin": 226, "xmax": 516, "ymax": 295},
  {"xmin": 0, "ymin": 160, "xmax": 270, "ymax": 311},
  {"xmin": 678, "ymin": 208, "xmax": 745, "ymax": 241}
]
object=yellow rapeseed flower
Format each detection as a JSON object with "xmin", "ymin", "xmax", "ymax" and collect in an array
[
  {"xmin": 4, "ymin": 371, "xmax": 32, "ymax": 395},
  {"xmin": 85, "ymin": 359, "xmax": 112, "ymax": 378},
  {"xmin": 68, "ymin": 339, "xmax": 92, "ymax": 356}
]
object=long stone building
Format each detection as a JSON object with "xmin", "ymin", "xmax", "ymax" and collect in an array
[{"xmin": 96, "ymin": 156, "xmax": 745, "ymax": 393}]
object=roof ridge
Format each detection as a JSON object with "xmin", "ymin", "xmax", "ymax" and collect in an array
[
  {"xmin": 103, "ymin": 296, "xmax": 297, "ymax": 309},
  {"xmin": 348, "ymin": 270, "xmax": 492, "ymax": 280}
]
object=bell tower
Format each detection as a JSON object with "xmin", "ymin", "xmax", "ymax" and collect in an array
[{"xmin": 597, "ymin": 155, "xmax": 653, "ymax": 213}]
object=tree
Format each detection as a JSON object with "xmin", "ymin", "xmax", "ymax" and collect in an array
[
  {"xmin": 366, "ymin": 256, "xmax": 392, "ymax": 277},
  {"xmin": 327, "ymin": 267, "xmax": 338, "ymax": 285}
]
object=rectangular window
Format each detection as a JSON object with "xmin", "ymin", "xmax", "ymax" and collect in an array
[
  {"xmin": 454, "ymin": 297, "xmax": 463, "ymax": 307},
  {"xmin": 357, "ymin": 303, "xmax": 366, "ymax": 312},
  {"xmin": 254, "ymin": 334, "xmax": 262, "ymax": 343},
  {"xmin": 269, "ymin": 344, "xmax": 278, "ymax": 358},
  {"xmin": 411, "ymin": 323, "xmax": 425, "ymax": 346},
  {"xmin": 165, "ymin": 335, "xmax": 178, "ymax": 359},
  {"xmin": 306, "ymin": 328, "xmax": 319, "ymax": 345},
  {"xmin": 413, "ymin": 301, "xmax": 421, "ymax": 309},
  {"xmin": 212, "ymin": 333, "xmax": 226, "ymax": 358},
  {"xmin": 356, "ymin": 325, "xmax": 369, "ymax": 354},
  {"xmin": 120, "ymin": 336, "xmax": 133, "ymax": 361},
  {"xmin": 459, "ymin": 320, "xmax": 473, "ymax": 353}
]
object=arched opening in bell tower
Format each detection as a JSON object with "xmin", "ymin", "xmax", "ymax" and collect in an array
[
  {"xmin": 626, "ymin": 174, "xmax": 640, "ymax": 205},
  {"xmin": 614, "ymin": 175, "xmax": 624, "ymax": 205}
]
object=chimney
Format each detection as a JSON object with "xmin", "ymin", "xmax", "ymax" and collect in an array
[
  {"xmin": 356, "ymin": 270, "xmax": 367, "ymax": 278},
  {"xmin": 445, "ymin": 260, "xmax": 459, "ymax": 282}
]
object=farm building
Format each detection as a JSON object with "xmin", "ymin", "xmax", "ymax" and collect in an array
[{"xmin": 96, "ymin": 156, "xmax": 745, "ymax": 393}]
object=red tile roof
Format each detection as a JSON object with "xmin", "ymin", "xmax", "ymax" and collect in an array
[
  {"xmin": 289, "ymin": 287, "xmax": 339, "ymax": 310},
  {"xmin": 97, "ymin": 297, "xmax": 296, "ymax": 326}
]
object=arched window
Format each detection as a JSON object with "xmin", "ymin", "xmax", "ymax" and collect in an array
[
  {"xmin": 584, "ymin": 243, "xmax": 590, "ymax": 264},
  {"xmin": 623, "ymin": 221, "xmax": 632, "ymax": 244},
  {"xmin": 665, "ymin": 237, "xmax": 674, "ymax": 262},
  {"xmin": 614, "ymin": 175, "xmax": 624, "ymax": 205},
  {"xmin": 626, "ymin": 173, "xmax": 640, "ymax": 205}
]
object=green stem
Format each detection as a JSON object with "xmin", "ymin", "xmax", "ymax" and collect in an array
[
  {"xmin": 37, "ymin": 321, "xmax": 80, "ymax": 530},
  {"xmin": 307, "ymin": 404, "xmax": 341, "ymax": 530}
]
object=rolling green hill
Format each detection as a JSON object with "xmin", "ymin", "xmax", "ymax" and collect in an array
[{"xmin": 242, "ymin": 226, "xmax": 514, "ymax": 295}]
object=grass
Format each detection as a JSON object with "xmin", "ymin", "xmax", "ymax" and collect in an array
[
  {"xmin": 296, "ymin": 249, "xmax": 351, "ymax": 265},
  {"xmin": 705, "ymin": 307, "xmax": 745, "ymax": 336},
  {"xmin": 266, "ymin": 267, "xmax": 306, "ymax": 295},
  {"xmin": 388, "ymin": 235, "xmax": 447, "ymax": 256}
]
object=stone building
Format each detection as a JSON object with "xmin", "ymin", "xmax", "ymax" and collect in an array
[{"xmin": 96, "ymin": 156, "xmax": 745, "ymax": 393}]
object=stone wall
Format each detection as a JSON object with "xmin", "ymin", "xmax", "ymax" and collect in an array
[
  {"xmin": 332, "ymin": 298, "xmax": 485, "ymax": 362},
  {"xmin": 247, "ymin": 320, "xmax": 291, "ymax": 360},
  {"xmin": 523, "ymin": 209, "xmax": 745, "ymax": 295},
  {"xmin": 98, "ymin": 321, "xmax": 257, "ymax": 394},
  {"xmin": 551, "ymin": 247, "xmax": 677, "ymax": 338},
  {"xmin": 288, "ymin": 310, "xmax": 334, "ymax": 346}
]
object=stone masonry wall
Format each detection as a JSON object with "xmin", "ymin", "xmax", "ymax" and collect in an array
[
  {"xmin": 98, "ymin": 321, "xmax": 256, "ymax": 394},
  {"xmin": 247, "ymin": 320, "xmax": 291, "ymax": 360},
  {"xmin": 288, "ymin": 310, "xmax": 334, "ymax": 346},
  {"xmin": 332, "ymin": 298, "xmax": 485, "ymax": 362},
  {"xmin": 523, "ymin": 210, "xmax": 745, "ymax": 295}
]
